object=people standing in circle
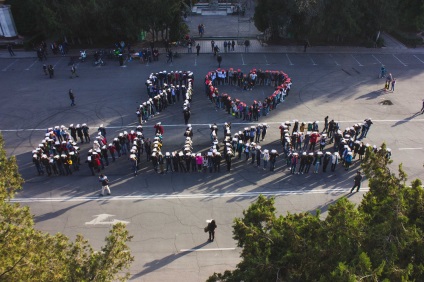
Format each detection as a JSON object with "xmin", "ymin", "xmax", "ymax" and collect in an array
[
  {"xmin": 207, "ymin": 219, "xmax": 217, "ymax": 242},
  {"xmin": 69, "ymin": 89, "xmax": 75, "ymax": 106}
]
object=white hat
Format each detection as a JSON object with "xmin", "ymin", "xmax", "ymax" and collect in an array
[
  {"xmin": 326, "ymin": 152, "xmax": 331, "ymax": 155},
  {"xmin": 165, "ymin": 152, "xmax": 170, "ymax": 156},
  {"xmin": 69, "ymin": 151, "xmax": 75, "ymax": 155},
  {"xmin": 271, "ymin": 149, "xmax": 277, "ymax": 153}
]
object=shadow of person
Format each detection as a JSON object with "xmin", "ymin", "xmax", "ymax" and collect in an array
[
  {"xmin": 131, "ymin": 241, "xmax": 210, "ymax": 280},
  {"xmin": 392, "ymin": 112, "xmax": 422, "ymax": 127}
]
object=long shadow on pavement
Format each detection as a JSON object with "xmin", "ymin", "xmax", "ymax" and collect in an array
[{"xmin": 131, "ymin": 241, "xmax": 210, "ymax": 280}]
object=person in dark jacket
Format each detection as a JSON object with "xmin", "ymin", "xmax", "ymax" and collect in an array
[
  {"xmin": 350, "ymin": 171, "xmax": 363, "ymax": 193},
  {"xmin": 207, "ymin": 219, "xmax": 217, "ymax": 242}
]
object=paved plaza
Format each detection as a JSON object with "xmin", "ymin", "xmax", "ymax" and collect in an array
[{"xmin": 1, "ymin": 17, "xmax": 424, "ymax": 281}]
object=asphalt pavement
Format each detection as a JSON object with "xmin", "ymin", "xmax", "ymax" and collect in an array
[{"xmin": 1, "ymin": 36, "xmax": 424, "ymax": 281}]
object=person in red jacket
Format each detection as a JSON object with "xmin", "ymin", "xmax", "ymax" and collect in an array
[
  {"xmin": 309, "ymin": 131, "xmax": 320, "ymax": 151},
  {"xmin": 154, "ymin": 122, "xmax": 164, "ymax": 135}
]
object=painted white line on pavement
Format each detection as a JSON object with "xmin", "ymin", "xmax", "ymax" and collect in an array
[
  {"xmin": 180, "ymin": 248, "xmax": 236, "ymax": 252},
  {"xmin": 2, "ymin": 59, "xmax": 18, "ymax": 71},
  {"xmin": 398, "ymin": 147, "xmax": 422, "ymax": 150},
  {"xmin": 372, "ymin": 55, "xmax": 382, "ymax": 64},
  {"xmin": 25, "ymin": 59, "xmax": 39, "ymax": 70},
  {"xmin": 286, "ymin": 54, "xmax": 293, "ymax": 65},
  {"xmin": 10, "ymin": 188, "xmax": 370, "ymax": 203},
  {"xmin": 3, "ymin": 119, "xmax": 424, "ymax": 132},
  {"xmin": 413, "ymin": 55, "xmax": 424, "ymax": 64},
  {"xmin": 308, "ymin": 54, "xmax": 317, "ymax": 66},
  {"xmin": 241, "ymin": 54, "xmax": 245, "ymax": 65},
  {"xmin": 393, "ymin": 54, "xmax": 407, "ymax": 66},
  {"xmin": 53, "ymin": 57, "xmax": 63, "ymax": 68},
  {"xmin": 329, "ymin": 54, "xmax": 339, "ymax": 66},
  {"xmin": 351, "ymin": 55, "xmax": 363, "ymax": 66}
]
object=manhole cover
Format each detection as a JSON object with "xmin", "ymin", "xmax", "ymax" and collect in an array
[{"xmin": 379, "ymin": 99, "xmax": 393, "ymax": 105}]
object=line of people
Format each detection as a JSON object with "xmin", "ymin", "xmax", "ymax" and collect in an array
[
  {"xmin": 31, "ymin": 116, "xmax": 388, "ymax": 178},
  {"xmin": 138, "ymin": 71, "xmax": 194, "ymax": 124}
]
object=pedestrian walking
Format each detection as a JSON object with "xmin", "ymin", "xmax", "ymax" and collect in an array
[
  {"xmin": 217, "ymin": 54, "xmax": 222, "ymax": 68},
  {"xmin": 69, "ymin": 89, "xmax": 75, "ymax": 106},
  {"xmin": 224, "ymin": 41, "xmax": 228, "ymax": 53},
  {"xmin": 211, "ymin": 40, "xmax": 215, "ymax": 52},
  {"xmin": 42, "ymin": 64, "xmax": 48, "ymax": 76},
  {"xmin": 231, "ymin": 40, "xmax": 235, "ymax": 51},
  {"xmin": 391, "ymin": 78, "xmax": 396, "ymax": 92},
  {"xmin": 48, "ymin": 64, "xmax": 54, "ymax": 78},
  {"xmin": 98, "ymin": 173, "xmax": 111, "ymax": 196},
  {"xmin": 206, "ymin": 219, "xmax": 217, "ymax": 242},
  {"xmin": 244, "ymin": 39, "xmax": 250, "ymax": 52},
  {"xmin": 7, "ymin": 43, "xmax": 15, "ymax": 56},
  {"xmin": 167, "ymin": 50, "xmax": 173, "ymax": 63},
  {"xmin": 196, "ymin": 43, "xmax": 200, "ymax": 56},
  {"xmin": 350, "ymin": 171, "xmax": 363, "ymax": 193},
  {"xmin": 70, "ymin": 64, "xmax": 79, "ymax": 78},
  {"xmin": 187, "ymin": 42, "xmax": 192, "ymax": 53},
  {"xmin": 304, "ymin": 40, "xmax": 309, "ymax": 52}
]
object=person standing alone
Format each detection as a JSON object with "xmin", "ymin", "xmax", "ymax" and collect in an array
[
  {"xmin": 207, "ymin": 219, "xmax": 217, "ymax": 242},
  {"xmin": 196, "ymin": 43, "xmax": 200, "ymax": 56},
  {"xmin": 7, "ymin": 43, "xmax": 15, "ymax": 56},
  {"xmin": 350, "ymin": 171, "xmax": 363, "ymax": 193},
  {"xmin": 69, "ymin": 89, "xmax": 75, "ymax": 106},
  {"xmin": 98, "ymin": 173, "xmax": 111, "ymax": 196}
]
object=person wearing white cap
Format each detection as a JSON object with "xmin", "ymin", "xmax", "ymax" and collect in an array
[
  {"xmin": 82, "ymin": 123, "xmax": 90, "ymax": 143},
  {"xmin": 331, "ymin": 152, "xmax": 339, "ymax": 172},
  {"xmin": 255, "ymin": 145, "xmax": 262, "ymax": 167},
  {"xmin": 98, "ymin": 124, "xmax": 106, "ymax": 137},
  {"xmin": 319, "ymin": 134, "xmax": 327, "ymax": 151},
  {"xmin": 98, "ymin": 174, "xmax": 111, "ymax": 196},
  {"xmin": 250, "ymin": 142, "xmax": 256, "ymax": 164},
  {"xmin": 76, "ymin": 124, "xmax": 84, "ymax": 143},
  {"xmin": 290, "ymin": 153, "xmax": 299, "ymax": 174},
  {"xmin": 298, "ymin": 152, "xmax": 307, "ymax": 174},
  {"xmin": 269, "ymin": 149, "xmax": 279, "ymax": 171},
  {"xmin": 344, "ymin": 152, "xmax": 353, "ymax": 171},
  {"xmin": 69, "ymin": 124, "xmax": 77, "ymax": 142},
  {"xmin": 33, "ymin": 154, "xmax": 44, "ymax": 175},
  {"xmin": 262, "ymin": 149, "xmax": 270, "ymax": 169}
]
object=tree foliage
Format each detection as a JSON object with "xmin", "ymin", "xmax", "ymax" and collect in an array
[
  {"xmin": 208, "ymin": 143, "xmax": 424, "ymax": 281},
  {"xmin": 253, "ymin": 0, "xmax": 424, "ymax": 43},
  {"xmin": 0, "ymin": 133, "xmax": 134, "ymax": 281},
  {"xmin": 6, "ymin": 0, "xmax": 184, "ymax": 43}
]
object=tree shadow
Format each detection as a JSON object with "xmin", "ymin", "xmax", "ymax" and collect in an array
[
  {"xmin": 355, "ymin": 89, "xmax": 386, "ymax": 100},
  {"xmin": 33, "ymin": 201, "xmax": 89, "ymax": 223},
  {"xmin": 391, "ymin": 112, "xmax": 423, "ymax": 127},
  {"xmin": 131, "ymin": 241, "xmax": 210, "ymax": 280}
]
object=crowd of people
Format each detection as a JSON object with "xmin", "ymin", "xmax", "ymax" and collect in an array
[
  {"xmin": 138, "ymin": 71, "xmax": 194, "ymax": 124},
  {"xmin": 31, "ymin": 115, "xmax": 390, "ymax": 178},
  {"xmin": 205, "ymin": 68, "xmax": 292, "ymax": 121}
]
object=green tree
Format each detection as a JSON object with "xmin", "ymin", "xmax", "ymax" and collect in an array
[
  {"xmin": 0, "ymin": 133, "xmax": 134, "ymax": 281},
  {"xmin": 208, "ymin": 143, "xmax": 424, "ymax": 281}
]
